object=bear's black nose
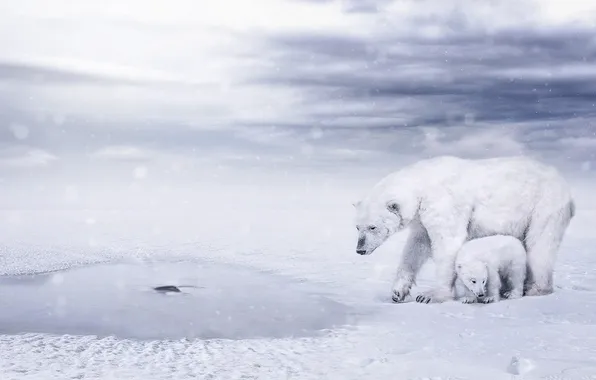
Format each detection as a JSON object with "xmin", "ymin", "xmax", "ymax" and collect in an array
[{"xmin": 356, "ymin": 249, "xmax": 367, "ymax": 255}]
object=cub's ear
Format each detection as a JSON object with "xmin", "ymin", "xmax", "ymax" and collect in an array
[
  {"xmin": 352, "ymin": 201, "xmax": 361, "ymax": 208},
  {"xmin": 386, "ymin": 200, "xmax": 400, "ymax": 215}
]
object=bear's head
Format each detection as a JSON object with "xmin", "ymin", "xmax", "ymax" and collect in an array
[
  {"xmin": 456, "ymin": 261, "xmax": 488, "ymax": 298},
  {"xmin": 353, "ymin": 197, "xmax": 415, "ymax": 256}
]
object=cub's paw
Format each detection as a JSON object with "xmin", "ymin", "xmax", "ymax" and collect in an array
[
  {"xmin": 480, "ymin": 296, "xmax": 498, "ymax": 304},
  {"xmin": 460, "ymin": 296, "xmax": 477, "ymax": 304}
]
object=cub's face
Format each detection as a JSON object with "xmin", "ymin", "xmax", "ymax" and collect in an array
[{"xmin": 457, "ymin": 262, "xmax": 488, "ymax": 297}]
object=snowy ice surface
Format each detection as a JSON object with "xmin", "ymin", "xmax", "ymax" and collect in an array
[{"xmin": 0, "ymin": 169, "xmax": 595, "ymax": 379}]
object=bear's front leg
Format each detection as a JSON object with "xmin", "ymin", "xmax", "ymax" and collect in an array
[
  {"xmin": 480, "ymin": 268, "xmax": 502, "ymax": 304},
  {"xmin": 415, "ymin": 253, "xmax": 458, "ymax": 304},
  {"xmin": 454, "ymin": 277, "xmax": 476, "ymax": 304},
  {"xmin": 415, "ymin": 230, "xmax": 466, "ymax": 304},
  {"xmin": 391, "ymin": 222, "xmax": 432, "ymax": 303}
]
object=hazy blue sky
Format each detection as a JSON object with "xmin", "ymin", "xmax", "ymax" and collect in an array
[{"xmin": 0, "ymin": 0, "xmax": 595, "ymax": 178}]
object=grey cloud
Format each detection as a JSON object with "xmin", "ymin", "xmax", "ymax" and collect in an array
[
  {"xmin": 2, "ymin": 3, "xmax": 595, "ymax": 174},
  {"xmin": 342, "ymin": 0, "xmax": 393, "ymax": 13},
  {"xmin": 249, "ymin": 26, "xmax": 596, "ymax": 131},
  {"xmin": 0, "ymin": 62, "xmax": 136, "ymax": 85},
  {"xmin": 214, "ymin": 21, "xmax": 596, "ymax": 171},
  {"xmin": 0, "ymin": 61, "xmax": 216, "ymax": 92},
  {"xmin": 289, "ymin": 0, "xmax": 392, "ymax": 13}
]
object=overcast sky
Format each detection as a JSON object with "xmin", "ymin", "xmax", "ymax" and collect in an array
[{"xmin": 0, "ymin": 0, "xmax": 595, "ymax": 177}]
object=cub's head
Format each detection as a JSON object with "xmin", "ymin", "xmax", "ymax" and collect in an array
[
  {"xmin": 456, "ymin": 261, "xmax": 488, "ymax": 297},
  {"xmin": 353, "ymin": 199, "xmax": 410, "ymax": 256}
]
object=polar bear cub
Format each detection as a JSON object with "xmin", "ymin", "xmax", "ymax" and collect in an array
[{"xmin": 455, "ymin": 236, "xmax": 527, "ymax": 304}]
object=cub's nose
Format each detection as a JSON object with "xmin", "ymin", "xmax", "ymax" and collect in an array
[
  {"xmin": 477, "ymin": 292, "xmax": 485, "ymax": 297},
  {"xmin": 356, "ymin": 249, "xmax": 367, "ymax": 255}
]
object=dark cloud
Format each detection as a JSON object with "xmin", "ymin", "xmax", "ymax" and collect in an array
[{"xmin": 249, "ymin": 26, "xmax": 596, "ymax": 133}]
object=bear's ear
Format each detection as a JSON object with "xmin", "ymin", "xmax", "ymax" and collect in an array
[
  {"xmin": 352, "ymin": 201, "xmax": 361, "ymax": 209},
  {"xmin": 386, "ymin": 200, "xmax": 400, "ymax": 216}
]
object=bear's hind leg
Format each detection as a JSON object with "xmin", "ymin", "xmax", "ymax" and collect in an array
[
  {"xmin": 502, "ymin": 263, "xmax": 525, "ymax": 300},
  {"xmin": 523, "ymin": 204, "xmax": 573, "ymax": 297}
]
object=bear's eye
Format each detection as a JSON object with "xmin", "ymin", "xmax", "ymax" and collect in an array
[
  {"xmin": 368, "ymin": 225, "xmax": 376, "ymax": 231},
  {"xmin": 471, "ymin": 279, "xmax": 476, "ymax": 284}
]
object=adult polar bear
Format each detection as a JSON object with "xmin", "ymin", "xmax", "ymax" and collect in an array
[{"xmin": 354, "ymin": 155, "xmax": 575, "ymax": 304}]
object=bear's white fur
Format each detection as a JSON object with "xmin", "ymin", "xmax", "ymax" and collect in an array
[
  {"xmin": 353, "ymin": 155, "xmax": 575, "ymax": 304},
  {"xmin": 454, "ymin": 236, "xmax": 527, "ymax": 304}
]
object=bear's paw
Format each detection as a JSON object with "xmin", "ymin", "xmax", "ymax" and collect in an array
[
  {"xmin": 415, "ymin": 290, "xmax": 453, "ymax": 304},
  {"xmin": 460, "ymin": 296, "xmax": 477, "ymax": 304}
]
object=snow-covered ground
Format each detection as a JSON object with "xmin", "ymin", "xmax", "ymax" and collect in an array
[{"xmin": 0, "ymin": 166, "xmax": 595, "ymax": 380}]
